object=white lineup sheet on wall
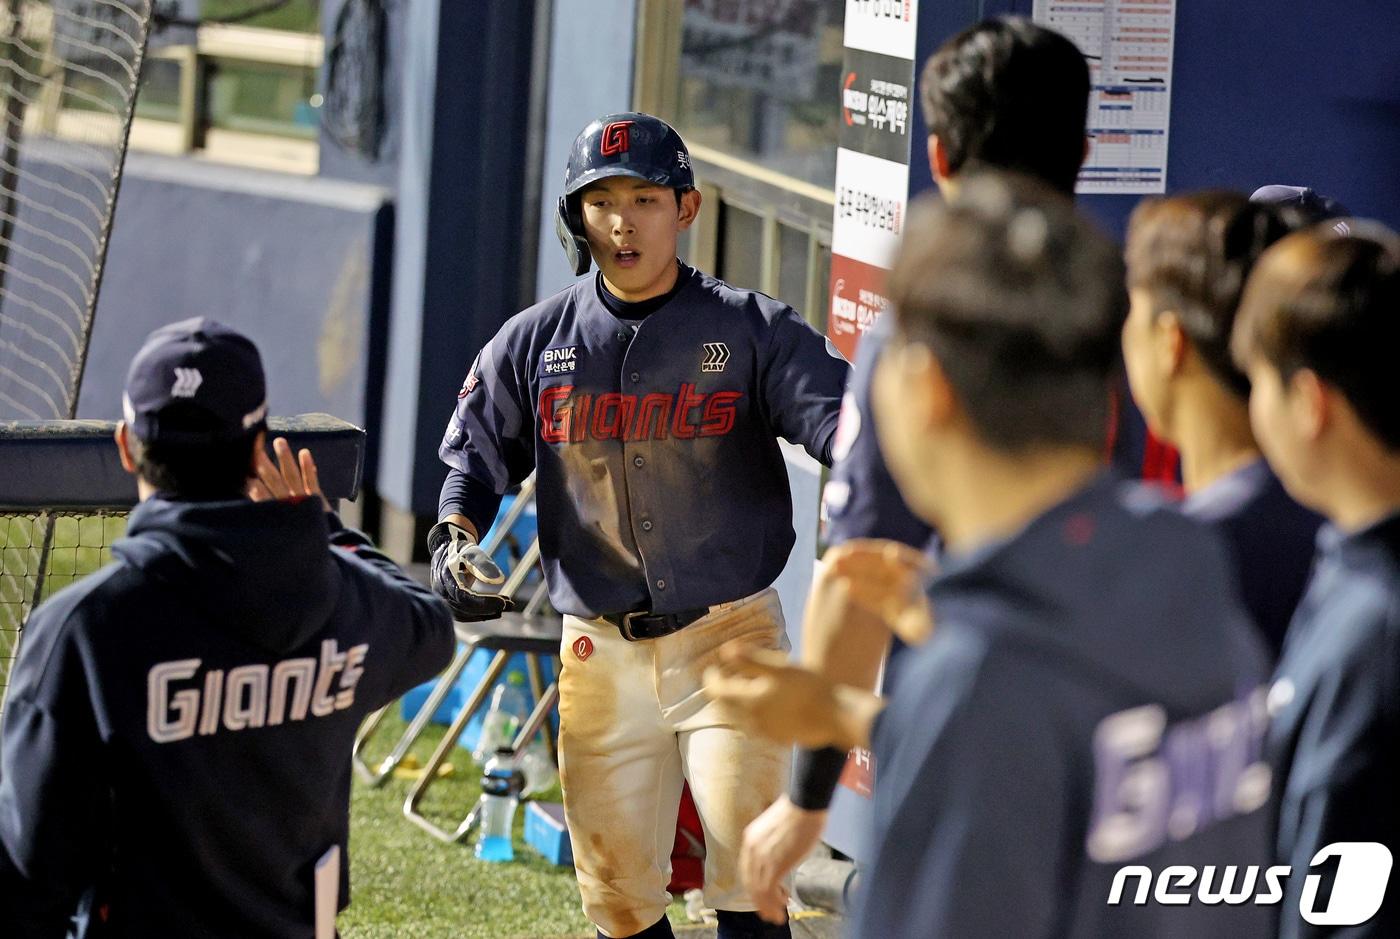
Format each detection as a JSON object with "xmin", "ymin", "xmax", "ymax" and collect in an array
[{"xmin": 1034, "ymin": 0, "xmax": 1178, "ymax": 194}]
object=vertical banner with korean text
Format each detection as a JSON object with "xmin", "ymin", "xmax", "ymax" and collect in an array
[
  {"xmin": 827, "ymin": 1, "xmax": 919, "ymax": 362},
  {"xmin": 825, "ymin": 2, "xmax": 919, "ymax": 816}
]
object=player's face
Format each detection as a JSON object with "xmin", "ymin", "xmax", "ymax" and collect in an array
[
  {"xmin": 579, "ymin": 178, "xmax": 699, "ymax": 301},
  {"xmin": 1120, "ymin": 288, "xmax": 1173, "ymax": 440},
  {"xmin": 1246, "ymin": 358, "xmax": 1322, "ymax": 510}
]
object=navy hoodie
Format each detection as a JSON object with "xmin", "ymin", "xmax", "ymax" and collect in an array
[
  {"xmin": 853, "ymin": 473, "xmax": 1276, "ymax": 938},
  {"xmin": 0, "ymin": 496, "xmax": 454, "ymax": 938}
]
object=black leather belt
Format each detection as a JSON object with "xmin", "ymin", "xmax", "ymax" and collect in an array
[{"xmin": 602, "ymin": 606, "xmax": 713, "ymax": 641}]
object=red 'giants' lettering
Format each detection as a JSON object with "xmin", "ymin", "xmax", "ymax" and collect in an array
[{"xmin": 540, "ymin": 385, "xmax": 743, "ymax": 444}]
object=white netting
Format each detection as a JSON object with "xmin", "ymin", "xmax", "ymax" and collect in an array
[
  {"xmin": 0, "ymin": 510, "xmax": 127, "ymax": 718},
  {"xmin": 0, "ymin": 0, "xmax": 154, "ymax": 421}
]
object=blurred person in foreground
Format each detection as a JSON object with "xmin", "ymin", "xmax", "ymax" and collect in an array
[
  {"xmin": 1232, "ymin": 221, "xmax": 1400, "ymax": 937},
  {"xmin": 1121, "ymin": 191, "xmax": 1322, "ymax": 659},
  {"xmin": 708, "ymin": 175, "xmax": 1276, "ymax": 938}
]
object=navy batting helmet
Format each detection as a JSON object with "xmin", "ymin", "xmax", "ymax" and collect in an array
[{"xmin": 555, "ymin": 112, "xmax": 694, "ymax": 276}]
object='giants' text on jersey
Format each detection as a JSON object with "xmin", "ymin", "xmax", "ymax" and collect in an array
[
  {"xmin": 539, "ymin": 383, "xmax": 742, "ymax": 443},
  {"xmin": 147, "ymin": 638, "xmax": 369, "ymax": 743}
]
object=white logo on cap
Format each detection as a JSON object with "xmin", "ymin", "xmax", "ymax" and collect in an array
[
  {"xmin": 171, "ymin": 368, "xmax": 203, "ymax": 398},
  {"xmin": 242, "ymin": 401, "xmax": 268, "ymax": 429}
]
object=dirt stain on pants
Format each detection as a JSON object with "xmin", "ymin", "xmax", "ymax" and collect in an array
[{"xmin": 558, "ymin": 589, "xmax": 792, "ymax": 938}]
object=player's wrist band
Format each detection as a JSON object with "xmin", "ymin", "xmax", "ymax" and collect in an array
[
  {"xmin": 426, "ymin": 520, "xmax": 473, "ymax": 555},
  {"xmin": 789, "ymin": 746, "xmax": 847, "ymax": 811}
]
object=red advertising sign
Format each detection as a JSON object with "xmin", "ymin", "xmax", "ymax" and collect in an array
[
  {"xmin": 838, "ymin": 746, "xmax": 877, "ymax": 799},
  {"xmin": 827, "ymin": 254, "xmax": 890, "ymax": 361}
]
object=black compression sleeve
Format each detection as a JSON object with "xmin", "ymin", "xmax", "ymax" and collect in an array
[
  {"xmin": 437, "ymin": 468, "xmax": 504, "ymax": 536},
  {"xmin": 788, "ymin": 746, "xmax": 848, "ymax": 811}
]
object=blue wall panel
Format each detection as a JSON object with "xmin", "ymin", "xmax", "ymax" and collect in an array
[
  {"xmin": 929, "ymin": 1, "xmax": 1400, "ymax": 238},
  {"xmin": 377, "ymin": 0, "xmax": 540, "ymax": 517},
  {"xmin": 533, "ymin": 0, "xmax": 639, "ymax": 301},
  {"xmin": 74, "ymin": 153, "xmax": 391, "ymax": 436}
]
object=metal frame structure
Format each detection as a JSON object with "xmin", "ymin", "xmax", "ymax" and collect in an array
[{"xmin": 350, "ymin": 474, "xmax": 551, "ymax": 788}]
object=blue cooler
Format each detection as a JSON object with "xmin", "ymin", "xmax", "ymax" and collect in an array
[{"xmin": 525, "ymin": 801, "xmax": 573, "ymax": 866}]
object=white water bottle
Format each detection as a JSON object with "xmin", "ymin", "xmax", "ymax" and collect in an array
[
  {"xmin": 476, "ymin": 748, "xmax": 525, "ymax": 862},
  {"xmin": 473, "ymin": 674, "xmax": 527, "ymax": 764},
  {"xmin": 518, "ymin": 738, "xmax": 558, "ymax": 797}
]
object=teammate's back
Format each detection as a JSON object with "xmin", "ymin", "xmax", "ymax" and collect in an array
[
  {"xmin": 0, "ymin": 320, "xmax": 454, "ymax": 938},
  {"xmin": 707, "ymin": 174, "xmax": 1278, "ymax": 937},
  {"xmin": 855, "ymin": 176, "xmax": 1276, "ymax": 938},
  {"xmin": 861, "ymin": 477, "xmax": 1274, "ymax": 937}
]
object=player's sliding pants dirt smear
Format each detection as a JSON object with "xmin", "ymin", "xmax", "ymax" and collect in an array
[{"xmin": 558, "ymin": 589, "xmax": 791, "ymax": 938}]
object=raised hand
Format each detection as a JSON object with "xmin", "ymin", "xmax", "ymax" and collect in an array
[{"xmin": 248, "ymin": 436, "xmax": 330, "ymax": 511}]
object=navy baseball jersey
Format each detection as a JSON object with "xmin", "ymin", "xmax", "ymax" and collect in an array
[
  {"xmin": 854, "ymin": 473, "xmax": 1275, "ymax": 939},
  {"xmin": 1267, "ymin": 513, "xmax": 1400, "ymax": 938},
  {"xmin": 822, "ymin": 316, "xmax": 1178, "ymax": 550},
  {"xmin": 822, "ymin": 312, "xmax": 936, "ymax": 549},
  {"xmin": 1182, "ymin": 459, "xmax": 1322, "ymax": 660},
  {"xmin": 0, "ymin": 497, "xmax": 454, "ymax": 938},
  {"xmin": 439, "ymin": 263, "xmax": 848, "ymax": 618}
]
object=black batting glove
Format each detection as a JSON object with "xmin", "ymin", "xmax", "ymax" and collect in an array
[{"xmin": 427, "ymin": 521, "xmax": 513, "ymax": 622}]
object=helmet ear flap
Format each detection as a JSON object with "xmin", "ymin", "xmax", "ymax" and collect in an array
[{"xmin": 555, "ymin": 195, "xmax": 591, "ymax": 276}]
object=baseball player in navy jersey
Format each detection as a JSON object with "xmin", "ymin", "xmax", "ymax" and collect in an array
[
  {"xmin": 0, "ymin": 320, "xmax": 455, "ymax": 938},
  {"xmin": 432, "ymin": 113, "xmax": 848, "ymax": 939}
]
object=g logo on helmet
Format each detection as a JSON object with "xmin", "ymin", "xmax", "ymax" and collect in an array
[{"xmin": 600, "ymin": 121, "xmax": 633, "ymax": 156}]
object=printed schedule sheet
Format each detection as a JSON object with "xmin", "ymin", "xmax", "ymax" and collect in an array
[{"xmin": 1034, "ymin": 0, "xmax": 1177, "ymax": 194}]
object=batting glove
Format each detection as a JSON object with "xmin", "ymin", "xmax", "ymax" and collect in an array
[{"xmin": 427, "ymin": 521, "xmax": 513, "ymax": 622}]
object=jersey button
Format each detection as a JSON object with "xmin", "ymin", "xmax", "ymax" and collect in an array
[
  {"xmin": 630, "ymin": 371, "xmax": 640, "ymax": 383},
  {"xmin": 633, "ymin": 456, "xmax": 644, "ymax": 468},
  {"xmin": 655, "ymin": 579, "xmax": 666, "ymax": 590},
  {"xmin": 616, "ymin": 331, "xmax": 628, "ymax": 342},
  {"xmin": 641, "ymin": 520, "xmax": 653, "ymax": 531}
]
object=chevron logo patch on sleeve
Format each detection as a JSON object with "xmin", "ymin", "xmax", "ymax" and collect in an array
[{"xmin": 701, "ymin": 342, "xmax": 730, "ymax": 373}]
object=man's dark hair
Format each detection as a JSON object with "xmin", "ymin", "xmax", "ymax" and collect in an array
[
  {"xmin": 1232, "ymin": 223, "xmax": 1400, "ymax": 449},
  {"xmin": 1127, "ymin": 191, "xmax": 1290, "ymax": 398},
  {"xmin": 887, "ymin": 173, "xmax": 1127, "ymax": 453},
  {"xmin": 921, "ymin": 17, "xmax": 1089, "ymax": 196},
  {"xmin": 130, "ymin": 403, "xmax": 259, "ymax": 499}
]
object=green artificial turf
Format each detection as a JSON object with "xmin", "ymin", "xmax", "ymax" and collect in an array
[{"xmin": 342, "ymin": 711, "xmax": 690, "ymax": 938}]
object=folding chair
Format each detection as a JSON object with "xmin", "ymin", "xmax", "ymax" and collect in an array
[
  {"xmin": 352, "ymin": 474, "xmax": 539, "ymax": 786},
  {"xmin": 403, "ymin": 543, "xmax": 562, "ymax": 843}
]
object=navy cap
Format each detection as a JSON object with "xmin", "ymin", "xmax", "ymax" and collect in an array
[
  {"xmin": 122, "ymin": 318, "xmax": 267, "ymax": 443},
  {"xmin": 1249, "ymin": 185, "xmax": 1352, "ymax": 233}
]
